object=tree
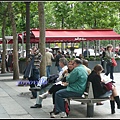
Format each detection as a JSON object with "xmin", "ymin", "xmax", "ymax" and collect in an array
[
  {"xmin": 8, "ymin": 2, "xmax": 19, "ymax": 80},
  {"xmin": 38, "ymin": 2, "xmax": 46, "ymax": 76},
  {"xmin": 0, "ymin": 2, "xmax": 9, "ymax": 73}
]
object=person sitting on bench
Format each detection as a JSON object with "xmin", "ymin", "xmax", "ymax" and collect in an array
[
  {"xmin": 87, "ymin": 64, "xmax": 120, "ymax": 114},
  {"xmin": 39, "ymin": 60, "xmax": 74, "ymax": 114},
  {"xmin": 30, "ymin": 57, "xmax": 68, "ymax": 108},
  {"xmin": 50, "ymin": 58, "xmax": 88, "ymax": 118}
]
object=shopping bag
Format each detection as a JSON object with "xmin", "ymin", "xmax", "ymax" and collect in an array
[
  {"xmin": 111, "ymin": 58, "xmax": 117, "ymax": 67},
  {"xmin": 104, "ymin": 82, "xmax": 113, "ymax": 91}
]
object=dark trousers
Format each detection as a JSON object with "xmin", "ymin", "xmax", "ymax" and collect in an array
[
  {"xmin": 105, "ymin": 63, "xmax": 114, "ymax": 80},
  {"xmin": 29, "ymin": 78, "xmax": 39, "ymax": 98},
  {"xmin": 101, "ymin": 59, "xmax": 105, "ymax": 71},
  {"xmin": 49, "ymin": 84, "xmax": 67, "ymax": 104}
]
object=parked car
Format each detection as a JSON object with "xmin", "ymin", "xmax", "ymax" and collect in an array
[{"xmin": 74, "ymin": 48, "xmax": 99, "ymax": 57}]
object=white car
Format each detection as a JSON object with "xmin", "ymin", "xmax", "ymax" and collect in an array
[{"xmin": 74, "ymin": 48, "xmax": 99, "ymax": 57}]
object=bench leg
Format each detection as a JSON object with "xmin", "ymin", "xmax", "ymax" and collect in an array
[{"xmin": 87, "ymin": 103, "xmax": 94, "ymax": 117}]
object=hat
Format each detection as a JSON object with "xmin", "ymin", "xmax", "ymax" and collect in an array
[
  {"xmin": 46, "ymin": 48, "xmax": 49, "ymax": 51},
  {"xmin": 106, "ymin": 44, "xmax": 113, "ymax": 50}
]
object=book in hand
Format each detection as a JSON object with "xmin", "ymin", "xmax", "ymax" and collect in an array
[{"xmin": 101, "ymin": 75, "xmax": 112, "ymax": 84}]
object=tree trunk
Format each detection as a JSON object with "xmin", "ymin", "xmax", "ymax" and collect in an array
[
  {"xmin": 1, "ymin": 3, "xmax": 9, "ymax": 73},
  {"xmin": 8, "ymin": 2, "xmax": 19, "ymax": 80},
  {"xmin": 38, "ymin": 2, "xmax": 46, "ymax": 77},
  {"xmin": 1, "ymin": 13, "xmax": 7, "ymax": 73},
  {"xmin": 25, "ymin": 2, "xmax": 30, "ymax": 61}
]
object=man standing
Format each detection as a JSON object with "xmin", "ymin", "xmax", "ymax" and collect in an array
[
  {"xmin": 55, "ymin": 50, "xmax": 63, "ymax": 72},
  {"xmin": 83, "ymin": 48, "xmax": 90, "ymax": 58},
  {"xmin": 45, "ymin": 48, "xmax": 54, "ymax": 77},
  {"xmin": 24, "ymin": 46, "xmax": 42, "ymax": 99}
]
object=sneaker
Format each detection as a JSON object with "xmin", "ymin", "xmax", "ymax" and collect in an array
[
  {"xmin": 39, "ymin": 93, "xmax": 48, "ymax": 99},
  {"xmin": 50, "ymin": 112, "xmax": 68, "ymax": 118},
  {"xmin": 60, "ymin": 112, "xmax": 68, "ymax": 118}
]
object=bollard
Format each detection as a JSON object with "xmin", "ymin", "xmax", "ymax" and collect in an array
[{"xmin": 87, "ymin": 102, "xmax": 94, "ymax": 117}]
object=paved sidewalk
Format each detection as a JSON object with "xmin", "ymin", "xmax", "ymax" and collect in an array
[{"xmin": 0, "ymin": 72, "xmax": 120, "ymax": 118}]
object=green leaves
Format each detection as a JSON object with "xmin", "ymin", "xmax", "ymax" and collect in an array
[{"xmin": 0, "ymin": 1, "xmax": 120, "ymax": 37}]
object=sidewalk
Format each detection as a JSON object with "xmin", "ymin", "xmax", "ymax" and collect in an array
[{"xmin": 0, "ymin": 72, "xmax": 120, "ymax": 118}]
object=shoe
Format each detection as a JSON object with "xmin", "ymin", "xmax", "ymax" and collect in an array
[
  {"xmin": 29, "ymin": 86, "xmax": 41, "ymax": 91},
  {"xmin": 96, "ymin": 102, "xmax": 104, "ymax": 105},
  {"xmin": 39, "ymin": 92, "xmax": 48, "ymax": 99},
  {"xmin": 49, "ymin": 107, "xmax": 56, "ymax": 115},
  {"xmin": 81, "ymin": 102, "xmax": 85, "ymax": 105},
  {"xmin": 30, "ymin": 96, "xmax": 36, "ymax": 99},
  {"xmin": 50, "ymin": 112, "xmax": 68, "ymax": 118},
  {"xmin": 111, "ymin": 81, "xmax": 115, "ymax": 83},
  {"xmin": 30, "ymin": 104, "xmax": 42, "ymax": 108}
]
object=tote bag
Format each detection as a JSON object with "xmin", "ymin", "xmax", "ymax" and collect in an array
[{"xmin": 111, "ymin": 58, "xmax": 117, "ymax": 67}]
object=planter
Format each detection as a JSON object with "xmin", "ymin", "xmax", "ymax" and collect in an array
[
  {"xmin": 114, "ymin": 60, "xmax": 120, "ymax": 72},
  {"xmin": 19, "ymin": 60, "xmax": 26, "ymax": 74},
  {"xmin": 88, "ymin": 61, "xmax": 101, "ymax": 70},
  {"xmin": 50, "ymin": 62, "xmax": 58, "ymax": 75},
  {"xmin": 88, "ymin": 60, "xmax": 120, "ymax": 73}
]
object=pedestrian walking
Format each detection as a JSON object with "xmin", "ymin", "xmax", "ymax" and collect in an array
[
  {"xmin": 45, "ymin": 48, "xmax": 54, "ymax": 77},
  {"xmin": 55, "ymin": 50, "xmax": 63, "ymax": 72},
  {"xmin": 100, "ymin": 47, "xmax": 106, "ymax": 73},
  {"xmin": 105, "ymin": 44, "xmax": 115, "ymax": 83}
]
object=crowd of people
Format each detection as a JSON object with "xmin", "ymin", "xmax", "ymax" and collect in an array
[
  {"xmin": 21, "ymin": 44, "xmax": 120, "ymax": 118},
  {"xmin": 0, "ymin": 44, "xmax": 117, "ymax": 117}
]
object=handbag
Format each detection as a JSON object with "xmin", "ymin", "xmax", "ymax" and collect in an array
[
  {"xmin": 104, "ymin": 82, "xmax": 113, "ymax": 91},
  {"xmin": 111, "ymin": 58, "xmax": 117, "ymax": 66}
]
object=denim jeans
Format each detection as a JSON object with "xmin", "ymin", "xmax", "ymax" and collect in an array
[
  {"xmin": 105, "ymin": 63, "xmax": 114, "ymax": 80},
  {"xmin": 57, "ymin": 66, "xmax": 62, "ymax": 72},
  {"xmin": 46, "ymin": 65, "xmax": 51, "ymax": 77},
  {"xmin": 55, "ymin": 89, "xmax": 83, "ymax": 113},
  {"xmin": 36, "ymin": 83, "xmax": 53, "ymax": 105}
]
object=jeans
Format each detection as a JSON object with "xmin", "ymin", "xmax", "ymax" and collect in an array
[
  {"xmin": 57, "ymin": 66, "xmax": 62, "ymax": 72},
  {"xmin": 55, "ymin": 89, "xmax": 83, "ymax": 113},
  {"xmin": 36, "ymin": 83, "xmax": 53, "ymax": 105},
  {"xmin": 46, "ymin": 65, "xmax": 51, "ymax": 77},
  {"xmin": 105, "ymin": 63, "xmax": 114, "ymax": 80}
]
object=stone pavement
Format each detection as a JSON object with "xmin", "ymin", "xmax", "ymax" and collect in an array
[{"xmin": 0, "ymin": 72, "xmax": 120, "ymax": 119}]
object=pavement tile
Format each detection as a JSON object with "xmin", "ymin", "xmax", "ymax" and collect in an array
[{"xmin": 0, "ymin": 72, "xmax": 120, "ymax": 118}]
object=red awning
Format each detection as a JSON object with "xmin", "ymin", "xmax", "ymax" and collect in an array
[
  {"xmin": 30, "ymin": 29, "xmax": 120, "ymax": 43},
  {"xmin": 0, "ymin": 36, "xmax": 14, "ymax": 44},
  {"xmin": 7, "ymin": 29, "xmax": 120, "ymax": 44}
]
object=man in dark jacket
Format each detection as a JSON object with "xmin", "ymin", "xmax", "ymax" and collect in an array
[
  {"xmin": 24, "ymin": 46, "xmax": 42, "ymax": 99},
  {"xmin": 55, "ymin": 50, "xmax": 63, "ymax": 72}
]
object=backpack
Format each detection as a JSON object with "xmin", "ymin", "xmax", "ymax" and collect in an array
[
  {"xmin": 64, "ymin": 99, "xmax": 70, "ymax": 116},
  {"xmin": 47, "ymin": 74, "xmax": 59, "ymax": 83}
]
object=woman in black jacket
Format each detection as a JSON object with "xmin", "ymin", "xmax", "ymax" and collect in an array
[{"xmin": 87, "ymin": 64, "xmax": 120, "ymax": 114}]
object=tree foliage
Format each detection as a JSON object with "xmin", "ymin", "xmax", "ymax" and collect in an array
[{"xmin": 0, "ymin": 1, "xmax": 120, "ymax": 45}]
